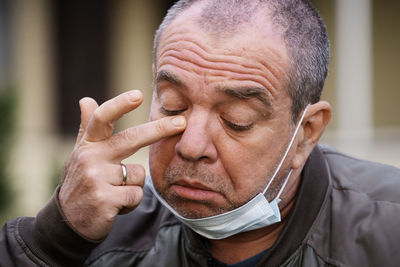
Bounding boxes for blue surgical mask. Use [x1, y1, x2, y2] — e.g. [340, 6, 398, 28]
[147, 105, 310, 240]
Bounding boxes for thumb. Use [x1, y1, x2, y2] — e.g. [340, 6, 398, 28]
[76, 97, 98, 145]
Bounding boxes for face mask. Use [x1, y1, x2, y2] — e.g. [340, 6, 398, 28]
[147, 105, 310, 240]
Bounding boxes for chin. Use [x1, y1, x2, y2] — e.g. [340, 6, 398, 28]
[163, 192, 231, 219]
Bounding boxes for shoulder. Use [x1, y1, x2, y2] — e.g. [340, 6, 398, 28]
[309, 145, 400, 266]
[319, 144, 400, 202]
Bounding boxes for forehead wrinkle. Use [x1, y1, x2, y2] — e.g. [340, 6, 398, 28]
[158, 37, 284, 98]
[159, 32, 274, 73]
[159, 50, 279, 99]
[158, 37, 247, 68]
[257, 50, 289, 93]
[158, 30, 210, 59]
[161, 47, 259, 75]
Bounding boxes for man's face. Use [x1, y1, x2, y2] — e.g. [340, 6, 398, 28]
[149, 12, 295, 219]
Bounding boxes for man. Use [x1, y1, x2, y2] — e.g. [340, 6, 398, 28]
[1, 0, 400, 266]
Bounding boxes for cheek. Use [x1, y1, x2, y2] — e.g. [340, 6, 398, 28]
[216, 129, 283, 199]
[214, 137, 267, 200]
[149, 136, 180, 185]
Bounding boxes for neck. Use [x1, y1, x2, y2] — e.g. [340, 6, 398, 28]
[208, 171, 301, 264]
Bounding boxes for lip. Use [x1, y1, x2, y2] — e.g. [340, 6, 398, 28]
[171, 179, 220, 201]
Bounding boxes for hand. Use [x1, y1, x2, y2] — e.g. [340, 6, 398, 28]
[59, 90, 186, 240]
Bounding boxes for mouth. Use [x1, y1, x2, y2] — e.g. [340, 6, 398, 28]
[171, 179, 220, 201]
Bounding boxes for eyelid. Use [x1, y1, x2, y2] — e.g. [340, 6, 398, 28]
[160, 106, 187, 116]
[221, 117, 254, 131]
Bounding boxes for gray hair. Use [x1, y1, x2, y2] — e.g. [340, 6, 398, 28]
[153, 0, 330, 122]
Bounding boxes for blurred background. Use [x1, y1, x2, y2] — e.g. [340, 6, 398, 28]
[0, 0, 399, 224]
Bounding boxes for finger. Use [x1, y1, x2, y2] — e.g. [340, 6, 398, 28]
[76, 97, 99, 145]
[112, 186, 144, 214]
[107, 115, 186, 160]
[85, 90, 143, 142]
[109, 163, 146, 187]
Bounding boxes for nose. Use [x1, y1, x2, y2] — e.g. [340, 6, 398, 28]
[175, 112, 218, 163]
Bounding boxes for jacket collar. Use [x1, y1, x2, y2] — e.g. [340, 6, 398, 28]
[259, 144, 330, 265]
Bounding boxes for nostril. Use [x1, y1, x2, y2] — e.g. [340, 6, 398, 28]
[175, 134, 211, 162]
[176, 143, 207, 161]
[199, 155, 209, 161]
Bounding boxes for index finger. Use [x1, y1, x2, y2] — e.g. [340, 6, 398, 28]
[85, 90, 143, 142]
[107, 115, 186, 161]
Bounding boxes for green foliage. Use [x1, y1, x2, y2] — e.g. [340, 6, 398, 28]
[0, 87, 16, 217]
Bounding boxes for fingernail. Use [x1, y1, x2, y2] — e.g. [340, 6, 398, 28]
[171, 116, 186, 127]
[129, 90, 142, 101]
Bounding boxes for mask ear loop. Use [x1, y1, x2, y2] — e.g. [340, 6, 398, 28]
[262, 104, 310, 195]
[275, 169, 293, 203]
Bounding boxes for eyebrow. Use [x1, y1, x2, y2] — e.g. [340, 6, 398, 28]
[155, 70, 184, 88]
[221, 87, 272, 109]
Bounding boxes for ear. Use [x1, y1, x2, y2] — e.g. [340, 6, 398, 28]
[292, 101, 331, 169]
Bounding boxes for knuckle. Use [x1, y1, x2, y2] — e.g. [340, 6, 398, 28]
[120, 129, 135, 144]
[124, 190, 135, 205]
[155, 119, 167, 135]
[108, 129, 135, 152]
[92, 108, 106, 124]
[107, 134, 120, 149]
[81, 171, 98, 192]
[132, 165, 146, 186]
[116, 127, 139, 148]
[124, 187, 143, 207]
[83, 167, 98, 182]
[134, 187, 144, 203]
[129, 127, 140, 140]
[76, 149, 92, 166]
[91, 188, 106, 204]
[104, 211, 115, 224]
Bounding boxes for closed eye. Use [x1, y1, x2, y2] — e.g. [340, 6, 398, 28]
[221, 117, 253, 131]
[160, 107, 187, 116]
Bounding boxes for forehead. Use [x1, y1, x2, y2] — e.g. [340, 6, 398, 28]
[158, 3, 288, 62]
[156, 15, 289, 60]
[155, 6, 291, 102]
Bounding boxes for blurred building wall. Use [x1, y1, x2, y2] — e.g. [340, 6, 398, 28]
[7, 0, 56, 219]
[2, 0, 400, 219]
[373, 1, 400, 127]
[313, 0, 400, 167]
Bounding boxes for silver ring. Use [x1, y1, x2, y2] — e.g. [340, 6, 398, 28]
[121, 163, 127, 186]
